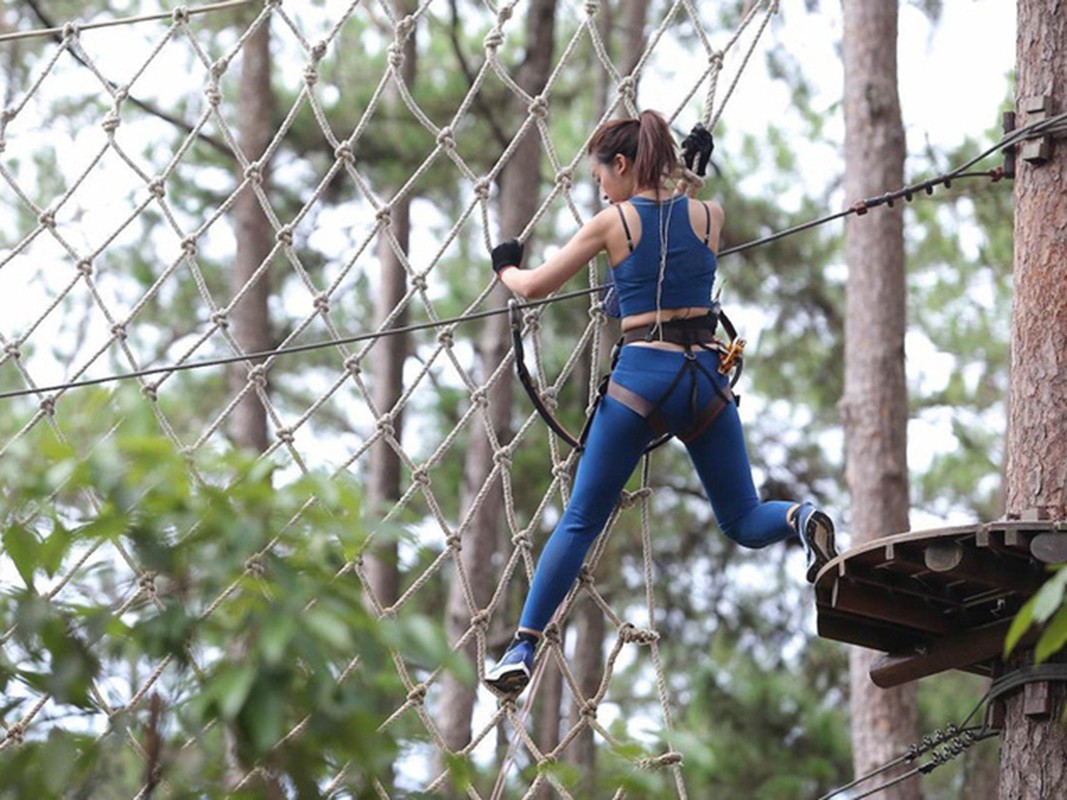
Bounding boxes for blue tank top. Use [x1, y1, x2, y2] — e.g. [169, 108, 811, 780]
[611, 195, 717, 318]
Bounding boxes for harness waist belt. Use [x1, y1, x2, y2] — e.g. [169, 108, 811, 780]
[621, 315, 719, 347]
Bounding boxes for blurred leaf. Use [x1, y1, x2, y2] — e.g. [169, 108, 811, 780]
[3, 524, 39, 587]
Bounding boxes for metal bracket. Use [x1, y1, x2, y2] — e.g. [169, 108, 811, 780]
[1020, 95, 1054, 165]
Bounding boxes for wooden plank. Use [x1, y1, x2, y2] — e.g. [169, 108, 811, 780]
[924, 540, 1045, 593]
[832, 580, 954, 635]
[869, 620, 1016, 688]
[816, 612, 918, 654]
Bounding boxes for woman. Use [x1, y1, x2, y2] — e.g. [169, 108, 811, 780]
[485, 110, 836, 695]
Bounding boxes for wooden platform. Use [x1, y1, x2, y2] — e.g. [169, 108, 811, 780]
[813, 519, 1067, 688]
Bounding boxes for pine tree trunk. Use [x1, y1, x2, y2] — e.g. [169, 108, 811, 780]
[365, 0, 417, 611]
[438, 0, 558, 765]
[228, 14, 274, 454]
[999, 3, 1067, 797]
[840, 2, 918, 797]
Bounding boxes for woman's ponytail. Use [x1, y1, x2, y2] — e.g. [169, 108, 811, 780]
[634, 110, 677, 190]
[588, 109, 677, 192]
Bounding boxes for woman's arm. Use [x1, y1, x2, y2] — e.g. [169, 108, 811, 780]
[498, 209, 612, 299]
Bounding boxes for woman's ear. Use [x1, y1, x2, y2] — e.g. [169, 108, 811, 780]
[613, 153, 628, 174]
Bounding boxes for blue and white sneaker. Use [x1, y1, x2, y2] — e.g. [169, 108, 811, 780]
[793, 502, 837, 583]
[485, 636, 536, 695]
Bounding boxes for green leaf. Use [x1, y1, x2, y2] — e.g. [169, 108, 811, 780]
[214, 665, 258, 721]
[3, 524, 39, 587]
[304, 608, 353, 652]
[39, 524, 72, 577]
[1004, 593, 1037, 657]
[1031, 568, 1067, 624]
[1036, 604, 1067, 663]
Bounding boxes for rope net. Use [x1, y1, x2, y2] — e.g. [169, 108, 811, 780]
[0, 0, 778, 795]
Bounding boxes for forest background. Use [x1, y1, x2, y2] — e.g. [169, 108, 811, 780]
[0, 1, 1024, 798]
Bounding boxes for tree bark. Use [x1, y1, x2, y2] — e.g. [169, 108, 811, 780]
[999, 3, 1067, 798]
[365, 0, 418, 611]
[840, 3, 918, 798]
[438, 0, 558, 765]
[228, 14, 274, 454]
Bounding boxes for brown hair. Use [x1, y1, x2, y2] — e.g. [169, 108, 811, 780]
[587, 109, 677, 190]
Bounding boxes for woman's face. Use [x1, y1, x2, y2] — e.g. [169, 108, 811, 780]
[591, 153, 634, 204]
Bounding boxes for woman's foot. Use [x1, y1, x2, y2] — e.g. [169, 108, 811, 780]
[792, 502, 837, 582]
[485, 633, 537, 695]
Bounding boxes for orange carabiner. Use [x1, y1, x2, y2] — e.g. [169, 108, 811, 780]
[717, 337, 746, 375]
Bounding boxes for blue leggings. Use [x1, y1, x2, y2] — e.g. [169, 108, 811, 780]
[518, 345, 796, 632]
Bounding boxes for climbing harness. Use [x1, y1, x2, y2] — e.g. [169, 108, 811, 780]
[509, 299, 745, 453]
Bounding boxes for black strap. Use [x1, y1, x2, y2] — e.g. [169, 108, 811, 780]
[701, 201, 711, 246]
[615, 203, 635, 252]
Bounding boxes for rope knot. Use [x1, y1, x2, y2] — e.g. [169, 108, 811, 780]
[483, 29, 504, 52]
[38, 209, 56, 229]
[436, 127, 456, 149]
[618, 487, 651, 508]
[445, 533, 462, 552]
[210, 59, 229, 81]
[137, 571, 157, 597]
[113, 86, 129, 104]
[147, 178, 165, 198]
[396, 14, 417, 40]
[40, 396, 56, 417]
[528, 95, 549, 118]
[313, 293, 330, 313]
[470, 388, 488, 407]
[411, 274, 428, 292]
[343, 355, 361, 376]
[181, 237, 198, 257]
[1, 107, 15, 123]
[276, 427, 294, 445]
[620, 623, 659, 645]
[334, 143, 354, 163]
[406, 682, 428, 705]
[387, 44, 405, 69]
[276, 226, 294, 246]
[540, 387, 558, 410]
[411, 466, 430, 486]
[493, 447, 511, 467]
[110, 322, 128, 341]
[437, 329, 455, 347]
[245, 555, 265, 576]
[247, 365, 267, 387]
[637, 751, 683, 770]
[551, 464, 571, 482]
[511, 531, 531, 550]
[470, 610, 489, 630]
[523, 311, 541, 332]
[5, 723, 24, 746]
[310, 41, 328, 62]
[141, 383, 158, 402]
[76, 259, 93, 276]
[244, 161, 262, 182]
[584, 0, 600, 16]
[376, 206, 392, 225]
[617, 76, 637, 103]
[62, 22, 81, 40]
[709, 50, 725, 70]
[376, 415, 395, 437]
[577, 565, 595, 586]
[303, 63, 319, 86]
[3, 342, 21, 359]
[555, 167, 573, 190]
[204, 84, 222, 107]
[211, 310, 229, 328]
[172, 6, 190, 24]
[580, 699, 598, 718]
[543, 623, 562, 644]
[473, 179, 491, 200]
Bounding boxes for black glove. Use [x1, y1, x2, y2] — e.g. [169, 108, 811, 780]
[491, 238, 524, 274]
[681, 123, 714, 177]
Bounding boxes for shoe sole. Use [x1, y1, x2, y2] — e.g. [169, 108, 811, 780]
[485, 664, 531, 695]
[804, 510, 838, 583]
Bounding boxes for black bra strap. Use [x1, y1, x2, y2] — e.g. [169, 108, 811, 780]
[616, 203, 635, 252]
[702, 201, 711, 246]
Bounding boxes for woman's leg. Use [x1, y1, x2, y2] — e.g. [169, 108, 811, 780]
[684, 400, 794, 548]
[518, 394, 654, 632]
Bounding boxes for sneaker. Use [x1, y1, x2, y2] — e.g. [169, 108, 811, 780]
[793, 502, 837, 583]
[485, 636, 536, 695]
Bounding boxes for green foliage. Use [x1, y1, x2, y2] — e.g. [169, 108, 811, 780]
[1005, 566, 1067, 663]
[0, 389, 454, 798]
